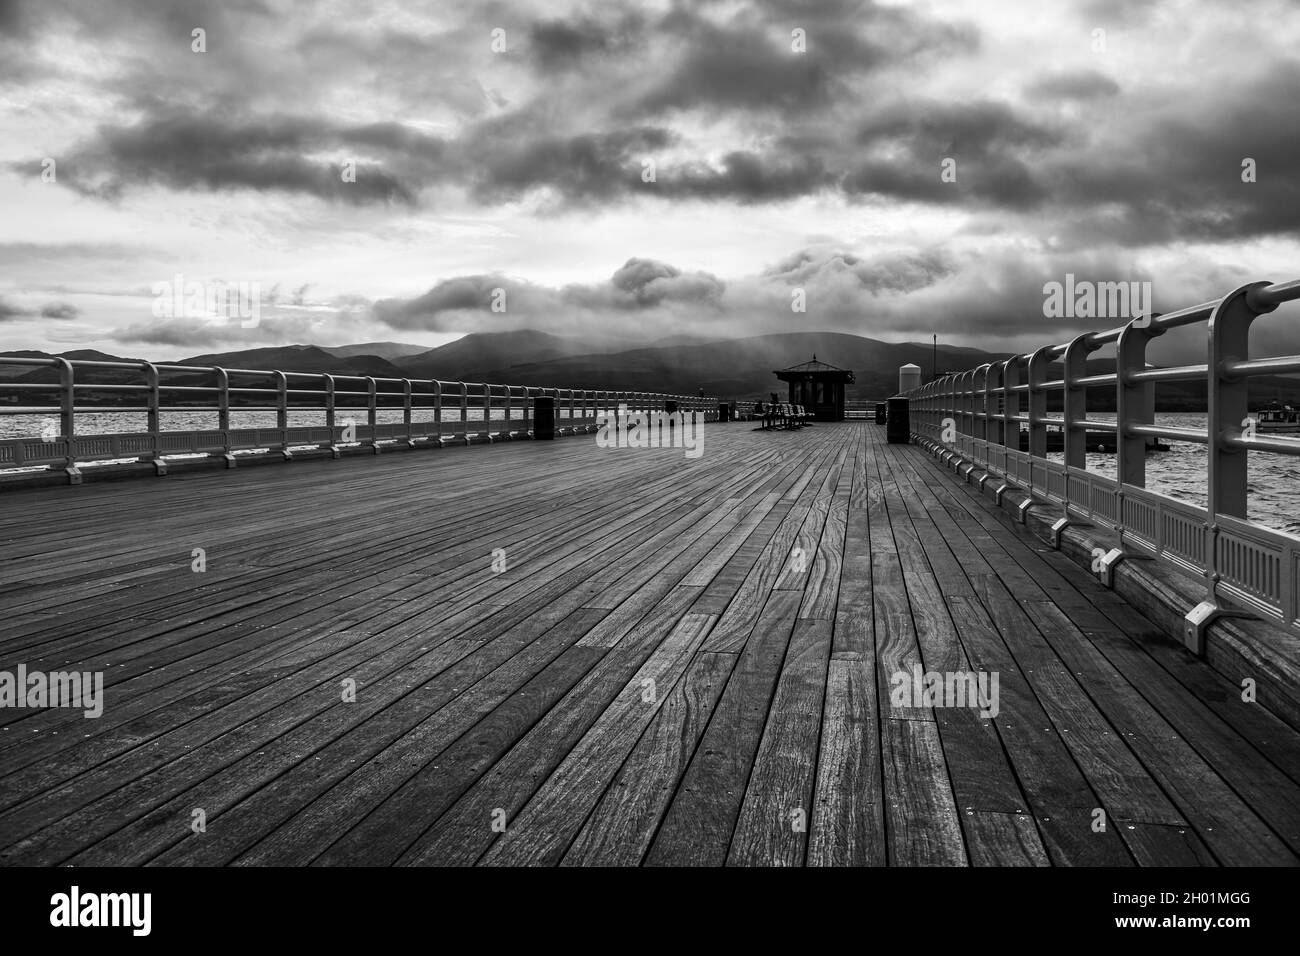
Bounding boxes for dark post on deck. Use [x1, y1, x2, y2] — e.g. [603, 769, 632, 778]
[887, 397, 910, 443]
[533, 395, 556, 440]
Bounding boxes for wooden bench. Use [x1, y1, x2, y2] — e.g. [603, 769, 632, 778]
[757, 402, 812, 429]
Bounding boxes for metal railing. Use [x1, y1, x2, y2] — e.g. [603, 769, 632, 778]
[0, 357, 719, 477]
[906, 278, 1300, 652]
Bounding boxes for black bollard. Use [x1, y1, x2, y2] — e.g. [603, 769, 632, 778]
[534, 395, 556, 440]
[886, 396, 910, 444]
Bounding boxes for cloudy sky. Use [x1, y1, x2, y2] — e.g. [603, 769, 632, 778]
[0, 0, 1297, 362]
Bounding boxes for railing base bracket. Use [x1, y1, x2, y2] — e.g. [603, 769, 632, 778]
[329, 446, 342, 460]
[1016, 498, 1037, 524]
[1098, 548, 1125, 587]
[1183, 601, 1254, 656]
[993, 482, 1010, 505]
[223, 453, 237, 469]
[152, 459, 168, 476]
[65, 466, 82, 486]
[1049, 516, 1090, 549]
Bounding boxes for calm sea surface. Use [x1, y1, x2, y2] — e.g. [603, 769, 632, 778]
[2, 410, 1296, 534]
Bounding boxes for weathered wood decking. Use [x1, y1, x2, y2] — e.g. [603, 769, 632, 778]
[1, 422, 1297, 866]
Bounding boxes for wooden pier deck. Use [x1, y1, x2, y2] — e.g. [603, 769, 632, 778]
[1, 422, 1298, 866]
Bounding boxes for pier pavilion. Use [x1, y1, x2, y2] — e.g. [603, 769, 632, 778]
[774, 356, 854, 422]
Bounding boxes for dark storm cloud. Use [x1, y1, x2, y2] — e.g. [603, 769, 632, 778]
[607, 258, 724, 305]
[0, 0, 28, 35]
[765, 248, 958, 295]
[843, 99, 1060, 208]
[463, 125, 676, 202]
[527, 11, 645, 70]
[110, 313, 326, 349]
[1046, 62, 1300, 245]
[856, 99, 1062, 155]
[633, 1, 976, 119]
[1024, 69, 1121, 100]
[0, 297, 77, 321]
[51, 112, 434, 204]
[8, 0, 1298, 270]
[39, 302, 80, 319]
[664, 151, 833, 202]
[636, 21, 860, 115]
[373, 258, 724, 332]
[0, 296, 26, 321]
[1077, 0, 1165, 26]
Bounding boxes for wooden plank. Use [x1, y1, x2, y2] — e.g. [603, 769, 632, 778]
[393, 586, 706, 866]
[963, 811, 1051, 867]
[728, 618, 833, 866]
[882, 718, 966, 865]
[483, 612, 717, 865]
[645, 589, 802, 866]
[807, 658, 886, 866]
[561, 651, 736, 866]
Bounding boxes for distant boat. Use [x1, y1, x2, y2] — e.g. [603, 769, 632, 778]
[1256, 401, 1300, 433]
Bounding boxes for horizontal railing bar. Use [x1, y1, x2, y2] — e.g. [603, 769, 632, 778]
[1224, 355, 1300, 377]
[1126, 424, 1207, 443]
[1128, 364, 1209, 383]
[1228, 433, 1300, 455]
[1074, 373, 1118, 387]
[1248, 278, 1300, 310]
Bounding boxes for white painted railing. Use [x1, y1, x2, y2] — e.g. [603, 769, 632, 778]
[0, 358, 718, 477]
[906, 278, 1300, 651]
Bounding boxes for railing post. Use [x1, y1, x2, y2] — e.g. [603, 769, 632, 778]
[54, 357, 79, 482]
[1027, 346, 1051, 459]
[1208, 284, 1271, 519]
[1062, 333, 1096, 472]
[142, 362, 163, 468]
[1002, 358, 1019, 454]
[214, 365, 233, 468]
[276, 370, 290, 459]
[214, 366, 229, 431]
[956, 374, 967, 447]
[1186, 280, 1277, 652]
[276, 371, 289, 431]
[402, 379, 415, 447]
[1116, 319, 1161, 489]
[459, 381, 469, 445]
[366, 376, 380, 454]
[983, 363, 999, 447]
[324, 373, 339, 457]
[433, 380, 444, 445]
[974, 365, 989, 447]
[950, 376, 959, 440]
